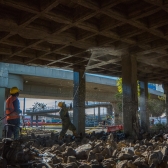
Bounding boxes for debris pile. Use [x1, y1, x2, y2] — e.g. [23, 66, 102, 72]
[1, 131, 168, 167]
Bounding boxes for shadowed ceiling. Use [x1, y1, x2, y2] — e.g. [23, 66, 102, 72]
[1, 0, 168, 83]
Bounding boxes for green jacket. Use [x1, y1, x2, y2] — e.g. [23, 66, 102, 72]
[59, 106, 71, 123]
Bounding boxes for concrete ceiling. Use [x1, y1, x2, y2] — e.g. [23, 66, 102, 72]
[1, 1, 168, 83]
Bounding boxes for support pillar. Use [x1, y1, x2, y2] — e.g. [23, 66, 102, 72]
[122, 55, 139, 137]
[98, 107, 101, 122]
[36, 115, 38, 127]
[163, 84, 168, 124]
[139, 80, 149, 131]
[166, 92, 168, 125]
[0, 88, 6, 138]
[31, 115, 33, 127]
[112, 102, 122, 125]
[73, 68, 85, 135]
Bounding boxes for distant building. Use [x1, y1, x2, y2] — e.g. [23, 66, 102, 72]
[156, 84, 164, 92]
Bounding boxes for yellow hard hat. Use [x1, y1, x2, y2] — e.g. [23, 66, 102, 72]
[10, 87, 20, 94]
[58, 102, 63, 108]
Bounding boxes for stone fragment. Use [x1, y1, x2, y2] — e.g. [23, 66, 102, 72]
[63, 147, 76, 157]
[161, 146, 168, 156]
[87, 151, 96, 162]
[118, 153, 133, 160]
[78, 164, 91, 168]
[60, 143, 66, 152]
[116, 160, 128, 168]
[75, 144, 92, 160]
[82, 137, 90, 144]
[90, 164, 103, 168]
[76, 151, 87, 160]
[95, 153, 104, 162]
[64, 162, 78, 168]
[71, 141, 78, 148]
[90, 159, 99, 165]
[133, 157, 146, 166]
[92, 146, 101, 154]
[67, 156, 76, 163]
[148, 150, 163, 165]
[53, 156, 63, 164]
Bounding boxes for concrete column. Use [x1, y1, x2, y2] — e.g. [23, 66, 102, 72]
[122, 55, 138, 137]
[139, 80, 149, 131]
[112, 102, 122, 125]
[166, 93, 168, 125]
[31, 115, 33, 127]
[36, 115, 38, 127]
[73, 68, 85, 135]
[0, 88, 6, 138]
[163, 84, 168, 124]
[98, 107, 101, 122]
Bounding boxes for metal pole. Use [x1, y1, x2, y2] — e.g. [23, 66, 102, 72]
[23, 98, 25, 116]
[94, 105, 95, 127]
[55, 101, 57, 109]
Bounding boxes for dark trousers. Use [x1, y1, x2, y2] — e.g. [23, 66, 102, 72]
[6, 118, 20, 139]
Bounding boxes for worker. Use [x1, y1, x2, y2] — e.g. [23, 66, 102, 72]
[58, 102, 77, 140]
[6, 87, 22, 139]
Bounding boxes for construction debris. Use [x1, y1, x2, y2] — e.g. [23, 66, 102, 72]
[1, 131, 168, 167]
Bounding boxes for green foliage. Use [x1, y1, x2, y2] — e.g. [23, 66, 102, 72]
[116, 78, 122, 94]
[153, 123, 166, 130]
[32, 102, 47, 110]
[158, 95, 166, 101]
[116, 78, 140, 96]
[114, 92, 122, 113]
[147, 99, 165, 117]
[115, 78, 165, 119]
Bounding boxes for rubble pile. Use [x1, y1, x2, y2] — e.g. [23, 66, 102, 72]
[1, 131, 168, 168]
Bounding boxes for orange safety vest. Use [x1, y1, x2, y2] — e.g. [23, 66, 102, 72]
[6, 96, 20, 120]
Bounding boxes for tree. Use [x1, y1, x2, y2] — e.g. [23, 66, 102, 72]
[115, 78, 140, 115]
[32, 102, 47, 111]
[115, 78, 148, 136]
[114, 92, 122, 113]
[158, 95, 166, 101]
[147, 99, 165, 121]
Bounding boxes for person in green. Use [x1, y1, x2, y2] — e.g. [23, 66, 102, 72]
[58, 102, 77, 140]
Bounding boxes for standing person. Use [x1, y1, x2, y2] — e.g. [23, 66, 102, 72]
[58, 102, 77, 140]
[6, 87, 22, 139]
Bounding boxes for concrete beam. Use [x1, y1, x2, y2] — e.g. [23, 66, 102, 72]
[0, 63, 116, 86]
[20, 84, 116, 102]
[26, 109, 60, 115]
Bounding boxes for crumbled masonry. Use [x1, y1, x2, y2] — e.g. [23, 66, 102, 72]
[1, 130, 168, 168]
